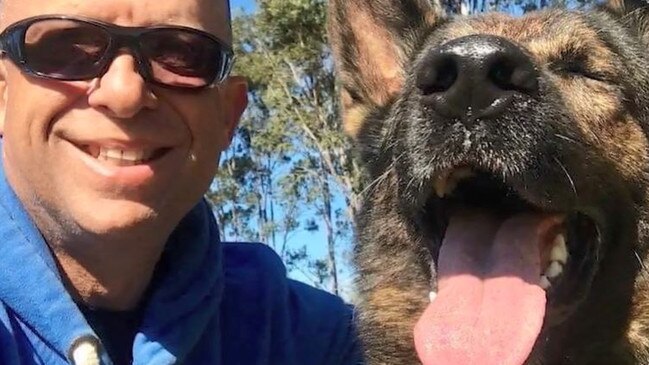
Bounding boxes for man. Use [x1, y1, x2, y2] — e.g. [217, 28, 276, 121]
[0, 0, 362, 364]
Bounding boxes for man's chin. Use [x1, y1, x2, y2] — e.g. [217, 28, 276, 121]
[69, 200, 165, 236]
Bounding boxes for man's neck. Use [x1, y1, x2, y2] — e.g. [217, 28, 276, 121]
[52, 238, 166, 311]
[33, 207, 171, 311]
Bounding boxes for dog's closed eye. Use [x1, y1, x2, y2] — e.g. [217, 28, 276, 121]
[549, 51, 611, 82]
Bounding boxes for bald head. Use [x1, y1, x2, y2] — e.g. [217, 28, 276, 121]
[0, 0, 233, 43]
[224, 0, 232, 42]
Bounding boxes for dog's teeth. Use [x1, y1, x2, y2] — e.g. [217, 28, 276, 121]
[550, 234, 569, 264]
[429, 291, 437, 302]
[444, 180, 460, 197]
[545, 261, 564, 279]
[434, 168, 475, 198]
[540, 275, 551, 290]
[434, 177, 448, 198]
[453, 167, 475, 181]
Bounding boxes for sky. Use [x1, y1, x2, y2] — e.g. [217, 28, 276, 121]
[231, 0, 257, 14]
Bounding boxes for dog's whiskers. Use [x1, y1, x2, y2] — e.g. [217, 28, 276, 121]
[635, 250, 649, 280]
[555, 133, 581, 145]
[358, 152, 405, 198]
[555, 157, 578, 198]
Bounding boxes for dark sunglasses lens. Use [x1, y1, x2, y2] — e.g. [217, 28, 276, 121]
[141, 29, 226, 88]
[24, 19, 109, 79]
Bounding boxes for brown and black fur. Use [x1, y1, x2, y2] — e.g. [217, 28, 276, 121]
[328, 0, 649, 364]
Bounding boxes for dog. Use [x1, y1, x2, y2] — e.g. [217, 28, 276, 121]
[328, 0, 649, 363]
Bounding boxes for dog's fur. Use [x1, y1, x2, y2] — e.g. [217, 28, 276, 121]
[328, 0, 649, 363]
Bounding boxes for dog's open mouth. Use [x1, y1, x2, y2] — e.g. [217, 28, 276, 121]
[413, 167, 600, 365]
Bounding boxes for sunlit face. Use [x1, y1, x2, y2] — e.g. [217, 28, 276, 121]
[0, 0, 247, 240]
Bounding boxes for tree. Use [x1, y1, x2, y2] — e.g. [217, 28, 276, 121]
[210, 0, 362, 296]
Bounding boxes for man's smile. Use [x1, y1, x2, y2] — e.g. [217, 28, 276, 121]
[81, 144, 172, 166]
[64, 137, 180, 187]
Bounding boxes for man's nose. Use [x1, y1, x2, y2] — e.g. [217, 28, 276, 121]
[87, 53, 158, 118]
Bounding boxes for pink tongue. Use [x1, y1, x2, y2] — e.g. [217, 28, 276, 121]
[414, 212, 559, 365]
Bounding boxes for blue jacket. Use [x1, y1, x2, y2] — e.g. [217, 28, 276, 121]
[0, 158, 363, 364]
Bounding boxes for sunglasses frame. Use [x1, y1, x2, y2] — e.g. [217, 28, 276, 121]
[0, 15, 235, 90]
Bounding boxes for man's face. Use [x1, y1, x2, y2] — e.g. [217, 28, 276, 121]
[0, 0, 247, 238]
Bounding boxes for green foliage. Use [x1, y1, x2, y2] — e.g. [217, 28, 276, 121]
[210, 0, 362, 295]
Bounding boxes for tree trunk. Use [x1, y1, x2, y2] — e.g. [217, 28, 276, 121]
[321, 173, 339, 295]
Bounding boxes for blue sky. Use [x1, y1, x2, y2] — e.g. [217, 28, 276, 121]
[231, 0, 257, 14]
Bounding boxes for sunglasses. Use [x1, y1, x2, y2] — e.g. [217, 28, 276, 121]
[0, 15, 235, 90]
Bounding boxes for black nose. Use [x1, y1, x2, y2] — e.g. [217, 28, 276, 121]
[415, 35, 539, 121]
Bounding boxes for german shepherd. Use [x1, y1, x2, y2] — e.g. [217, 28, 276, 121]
[328, 0, 649, 363]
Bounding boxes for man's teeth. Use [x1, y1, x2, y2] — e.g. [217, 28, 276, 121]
[434, 167, 475, 198]
[98, 147, 153, 164]
[540, 233, 569, 290]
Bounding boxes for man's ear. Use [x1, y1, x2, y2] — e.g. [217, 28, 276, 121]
[222, 75, 248, 144]
[327, 0, 442, 137]
[0, 62, 8, 137]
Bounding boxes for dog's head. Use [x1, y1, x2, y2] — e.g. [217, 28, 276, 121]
[329, 0, 649, 363]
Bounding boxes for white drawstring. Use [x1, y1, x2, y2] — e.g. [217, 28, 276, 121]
[69, 336, 101, 365]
